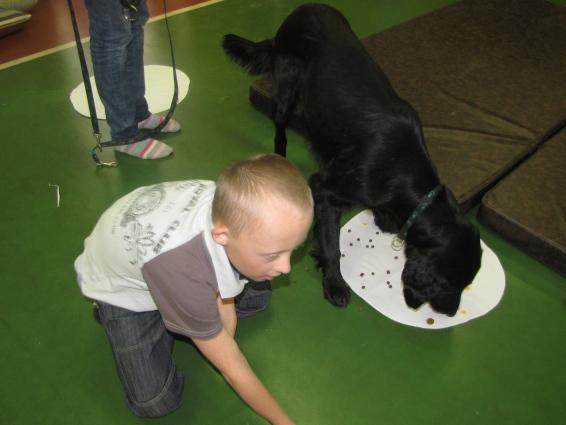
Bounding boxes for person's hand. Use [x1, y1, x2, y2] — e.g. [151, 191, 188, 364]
[193, 329, 293, 424]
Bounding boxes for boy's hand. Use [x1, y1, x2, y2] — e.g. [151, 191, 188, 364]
[192, 328, 294, 424]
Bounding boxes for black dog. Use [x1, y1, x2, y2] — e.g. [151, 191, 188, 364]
[223, 3, 482, 316]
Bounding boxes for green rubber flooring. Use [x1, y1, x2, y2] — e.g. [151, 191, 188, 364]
[1, 1, 565, 424]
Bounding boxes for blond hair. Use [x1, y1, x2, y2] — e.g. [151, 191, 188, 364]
[212, 154, 313, 236]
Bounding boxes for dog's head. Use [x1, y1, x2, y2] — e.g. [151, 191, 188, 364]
[401, 204, 482, 317]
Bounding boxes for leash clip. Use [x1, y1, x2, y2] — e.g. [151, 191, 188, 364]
[92, 133, 118, 168]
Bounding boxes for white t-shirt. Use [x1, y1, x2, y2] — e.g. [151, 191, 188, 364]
[74, 180, 246, 314]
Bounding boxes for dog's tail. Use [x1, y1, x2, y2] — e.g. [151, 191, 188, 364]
[222, 34, 273, 75]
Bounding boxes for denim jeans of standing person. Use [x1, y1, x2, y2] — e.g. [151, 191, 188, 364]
[84, 0, 150, 140]
[93, 283, 272, 417]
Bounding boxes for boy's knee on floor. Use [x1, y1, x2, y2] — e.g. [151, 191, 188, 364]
[127, 370, 185, 418]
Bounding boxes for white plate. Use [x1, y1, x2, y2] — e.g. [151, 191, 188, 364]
[70, 65, 190, 119]
[339, 210, 505, 329]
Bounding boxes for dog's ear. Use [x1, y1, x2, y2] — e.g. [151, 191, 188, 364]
[401, 248, 447, 311]
[427, 223, 481, 317]
[402, 222, 481, 316]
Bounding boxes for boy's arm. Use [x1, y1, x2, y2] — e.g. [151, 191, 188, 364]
[192, 325, 294, 425]
[217, 296, 237, 337]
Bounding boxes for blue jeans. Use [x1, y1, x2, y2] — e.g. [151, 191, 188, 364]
[94, 284, 272, 417]
[85, 0, 151, 140]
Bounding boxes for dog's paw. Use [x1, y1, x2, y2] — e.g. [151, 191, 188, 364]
[323, 279, 351, 307]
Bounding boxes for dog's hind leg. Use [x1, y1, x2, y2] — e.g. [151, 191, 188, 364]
[309, 172, 351, 307]
[271, 55, 303, 157]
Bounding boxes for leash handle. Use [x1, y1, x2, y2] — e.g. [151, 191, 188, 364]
[120, 0, 141, 21]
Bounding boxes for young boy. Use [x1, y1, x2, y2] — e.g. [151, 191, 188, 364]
[74, 154, 313, 424]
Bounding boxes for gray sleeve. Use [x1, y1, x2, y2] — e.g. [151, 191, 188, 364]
[142, 238, 222, 340]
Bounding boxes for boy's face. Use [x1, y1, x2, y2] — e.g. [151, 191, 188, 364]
[212, 198, 312, 282]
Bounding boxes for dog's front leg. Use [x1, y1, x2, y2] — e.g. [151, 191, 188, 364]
[310, 173, 351, 307]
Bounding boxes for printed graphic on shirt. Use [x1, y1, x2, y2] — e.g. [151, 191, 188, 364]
[121, 184, 166, 227]
[120, 181, 209, 265]
[152, 181, 208, 256]
[124, 222, 157, 266]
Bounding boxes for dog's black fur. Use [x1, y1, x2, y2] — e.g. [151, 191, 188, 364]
[223, 3, 482, 316]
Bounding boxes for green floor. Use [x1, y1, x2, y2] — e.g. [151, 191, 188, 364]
[1, 0, 565, 424]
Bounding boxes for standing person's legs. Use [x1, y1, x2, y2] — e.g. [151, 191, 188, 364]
[126, 0, 151, 125]
[94, 302, 184, 417]
[85, 0, 140, 140]
[84, 0, 173, 159]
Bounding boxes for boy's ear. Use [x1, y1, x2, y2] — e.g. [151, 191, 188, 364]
[211, 224, 230, 246]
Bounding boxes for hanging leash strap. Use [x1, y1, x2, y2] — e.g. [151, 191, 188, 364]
[66, 0, 179, 167]
[66, 0, 106, 162]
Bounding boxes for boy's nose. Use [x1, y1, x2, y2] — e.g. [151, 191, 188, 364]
[275, 254, 291, 275]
